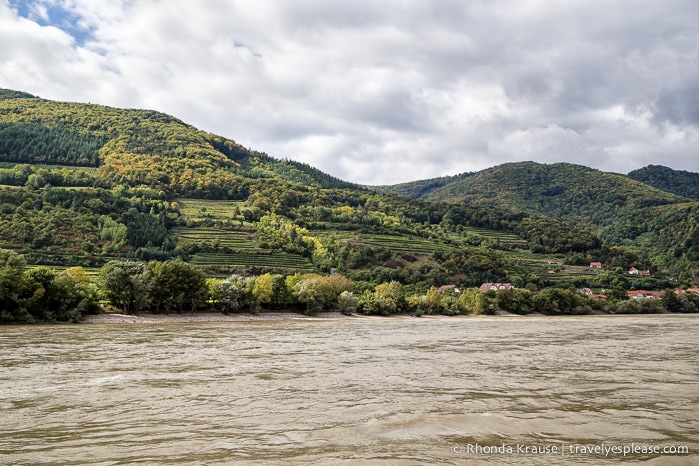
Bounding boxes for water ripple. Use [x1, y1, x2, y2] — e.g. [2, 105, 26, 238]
[1, 315, 697, 464]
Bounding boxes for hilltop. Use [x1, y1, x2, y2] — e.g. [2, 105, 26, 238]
[627, 165, 699, 200]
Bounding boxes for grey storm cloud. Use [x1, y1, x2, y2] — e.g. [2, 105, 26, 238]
[1, 0, 698, 184]
[654, 84, 699, 126]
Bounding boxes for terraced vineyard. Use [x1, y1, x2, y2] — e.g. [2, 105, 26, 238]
[173, 199, 322, 274]
[460, 227, 528, 248]
[175, 198, 245, 218]
[509, 252, 602, 284]
[317, 227, 527, 256]
[315, 231, 447, 255]
[190, 251, 316, 274]
[171, 227, 257, 249]
[511, 253, 563, 270]
[359, 234, 447, 254]
[541, 265, 602, 284]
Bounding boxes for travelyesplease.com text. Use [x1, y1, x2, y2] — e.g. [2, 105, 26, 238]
[451, 442, 689, 457]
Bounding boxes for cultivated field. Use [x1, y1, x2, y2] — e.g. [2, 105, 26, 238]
[171, 227, 257, 249]
[190, 251, 316, 274]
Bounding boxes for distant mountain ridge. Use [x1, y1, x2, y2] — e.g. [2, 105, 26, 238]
[377, 161, 696, 203]
[375, 161, 699, 277]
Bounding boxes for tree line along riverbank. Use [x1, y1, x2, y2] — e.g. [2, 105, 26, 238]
[2, 250, 697, 324]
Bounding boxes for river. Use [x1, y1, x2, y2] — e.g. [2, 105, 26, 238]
[1, 315, 697, 465]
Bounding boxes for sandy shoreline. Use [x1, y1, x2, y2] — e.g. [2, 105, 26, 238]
[80, 311, 368, 324]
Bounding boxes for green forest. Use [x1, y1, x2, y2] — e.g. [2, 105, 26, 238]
[377, 161, 699, 280]
[0, 89, 697, 322]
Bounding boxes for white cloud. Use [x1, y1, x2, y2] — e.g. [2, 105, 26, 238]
[1, 0, 698, 184]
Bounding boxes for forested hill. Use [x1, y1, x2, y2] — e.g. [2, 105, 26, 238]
[0, 88, 696, 324]
[0, 89, 36, 100]
[0, 90, 357, 192]
[377, 161, 689, 215]
[628, 165, 699, 200]
[0, 88, 608, 269]
[376, 161, 699, 278]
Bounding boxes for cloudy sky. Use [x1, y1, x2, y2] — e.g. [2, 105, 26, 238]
[1, 0, 697, 184]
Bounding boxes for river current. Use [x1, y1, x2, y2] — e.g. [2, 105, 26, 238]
[1, 315, 697, 465]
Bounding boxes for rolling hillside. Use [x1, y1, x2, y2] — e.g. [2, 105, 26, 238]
[0, 89, 696, 288]
[376, 161, 699, 279]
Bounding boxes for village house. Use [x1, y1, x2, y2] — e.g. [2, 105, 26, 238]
[675, 288, 699, 297]
[479, 283, 514, 292]
[590, 261, 603, 268]
[627, 290, 664, 299]
[628, 267, 651, 276]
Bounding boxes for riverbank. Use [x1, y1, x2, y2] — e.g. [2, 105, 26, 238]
[77, 309, 590, 324]
[80, 311, 362, 324]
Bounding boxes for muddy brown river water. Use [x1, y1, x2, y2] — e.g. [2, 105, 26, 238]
[1, 315, 697, 465]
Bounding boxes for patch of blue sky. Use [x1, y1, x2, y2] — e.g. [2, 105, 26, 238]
[10, 0, 93, 46]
